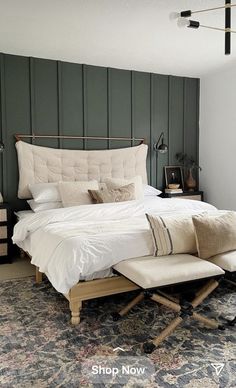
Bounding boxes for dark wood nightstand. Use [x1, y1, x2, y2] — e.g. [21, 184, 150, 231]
[0, 203, 12, 264]
[161, 191, 204, 201]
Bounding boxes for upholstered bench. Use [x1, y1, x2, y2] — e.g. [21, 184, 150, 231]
[208, 250, 236, 273]
[113, 254, 225, 353]
[207, 250, 236, 327]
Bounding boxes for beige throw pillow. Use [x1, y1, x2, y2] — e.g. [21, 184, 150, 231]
[192, 211, 236, 259]
[146, 213, 197, 256]
[104, 176, 144, 200]
[89, 183, 135, 204]
[58, 180, 99, 207]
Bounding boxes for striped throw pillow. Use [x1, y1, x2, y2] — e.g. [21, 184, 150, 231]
[146, 213, 197, 257]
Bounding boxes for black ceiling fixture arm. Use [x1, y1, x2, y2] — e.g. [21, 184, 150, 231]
[225, 0, 231, 54]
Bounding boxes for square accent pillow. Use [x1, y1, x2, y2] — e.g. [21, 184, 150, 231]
[58, 180, 99, 207]
[146, 213, 197, 256]
[104, 176, 144, 200]
[192, 211, 236, 259]
[88, 183, 136, 204]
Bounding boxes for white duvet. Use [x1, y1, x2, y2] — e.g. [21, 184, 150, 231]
[13, 197, 216, 294]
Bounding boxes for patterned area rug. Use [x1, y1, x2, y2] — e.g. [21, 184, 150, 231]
[0, 277, 236, 387]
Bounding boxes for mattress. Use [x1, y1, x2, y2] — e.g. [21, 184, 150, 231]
[13, 197, 217, 294]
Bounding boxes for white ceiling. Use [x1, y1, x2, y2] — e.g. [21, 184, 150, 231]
[0, 0, 236, 77]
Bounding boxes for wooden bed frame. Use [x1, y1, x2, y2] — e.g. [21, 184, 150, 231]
[15, 133, 145, 324]
[21, 249, 139, 324]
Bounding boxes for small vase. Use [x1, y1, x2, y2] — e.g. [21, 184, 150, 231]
[185, 168, 196, 191]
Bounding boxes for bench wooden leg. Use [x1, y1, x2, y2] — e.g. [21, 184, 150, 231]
[142, 279, 223, 353]
[143, 316, 183, 354]
[153, 316, 183, 346]
[112, 292, 145, 321]
[70, 300, 82, 325]
[35, 267, 43, 283]
[192, 312, 219, 329]
[225, 277, 236, 287]
[191, 279, 219, 308]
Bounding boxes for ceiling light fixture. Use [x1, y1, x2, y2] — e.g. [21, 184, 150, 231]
[174, 0, 235, 55]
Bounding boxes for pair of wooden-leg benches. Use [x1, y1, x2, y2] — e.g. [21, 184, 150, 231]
[112, 253, 228, 353]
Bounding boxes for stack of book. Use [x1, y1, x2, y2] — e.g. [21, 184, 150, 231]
[165, 188, 183, 194]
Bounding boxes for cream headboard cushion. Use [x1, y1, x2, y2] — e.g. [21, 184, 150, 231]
[16, 141, 148, 199]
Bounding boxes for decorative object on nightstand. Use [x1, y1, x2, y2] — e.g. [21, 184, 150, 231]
[175, 152, 202, 191]
[164, 166, 184, 193]
[0, 203, 12, 264]
[162, 190, 204, 201]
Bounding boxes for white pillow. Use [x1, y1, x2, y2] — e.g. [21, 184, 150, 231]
[104, 176, 144, 200]
[28, 182, 61, 203]
[14, 210, 34, 220]
[27, 200, 63, 212]
[58, 181, 99, 207]
[143, 184, 162, 196]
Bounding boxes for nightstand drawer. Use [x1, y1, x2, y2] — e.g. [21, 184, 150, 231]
[0, 243, 8, 256]
[0, 204, 11, 263]
[177, 195, 202, 201]
[0, 226, 7, 239]
[0, 209, 7, 222]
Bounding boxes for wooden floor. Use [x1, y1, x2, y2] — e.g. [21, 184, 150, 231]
[0, 256, 35, 280]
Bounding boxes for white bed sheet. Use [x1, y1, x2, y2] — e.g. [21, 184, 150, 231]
[13, 197, 216, 294]
[15, 210, 34, 220]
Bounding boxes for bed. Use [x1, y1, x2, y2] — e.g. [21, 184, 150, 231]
[13, 136, 217, 324]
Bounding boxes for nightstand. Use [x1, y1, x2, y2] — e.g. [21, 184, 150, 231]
[0, 203, 12, 264]
[161, 191, 204, 201]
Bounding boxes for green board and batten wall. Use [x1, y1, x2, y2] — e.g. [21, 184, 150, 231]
[0, 53, 199, 210]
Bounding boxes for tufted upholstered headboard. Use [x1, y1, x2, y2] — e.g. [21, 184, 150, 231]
[16, 140, 148, 199]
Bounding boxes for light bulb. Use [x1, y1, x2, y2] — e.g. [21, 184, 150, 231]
[177, 18, 190, 28]
[169, 12, 180, 21]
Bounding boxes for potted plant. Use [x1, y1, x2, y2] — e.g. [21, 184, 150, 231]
[175, 152, 202, 191]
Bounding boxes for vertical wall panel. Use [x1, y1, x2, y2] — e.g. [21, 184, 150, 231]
[184, 77, 199, 160]
[0, 52, 199, 209]
[184, 77, 200, 184]
[132, 71, 151, 182]
[1, 54, 31, 208]
[84, 65, 108, 150]
[59, 62, 83, 149]
[151, 74, 169, 188]
[32, 58, 59, 148]
[109, 68, 132, 149]
[169, 76, 184, 165]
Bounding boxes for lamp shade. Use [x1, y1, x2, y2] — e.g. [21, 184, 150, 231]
[157, 141, 168, 154]
[154, 132, 168, 154]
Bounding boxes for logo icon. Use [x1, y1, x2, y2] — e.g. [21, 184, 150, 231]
[113, 347, 125, 352]
[211, 363, 225, 376]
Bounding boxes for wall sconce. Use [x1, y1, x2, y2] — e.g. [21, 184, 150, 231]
[153, 132, 168, 154]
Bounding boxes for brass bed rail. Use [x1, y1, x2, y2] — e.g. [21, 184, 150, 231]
[14, 134, 145, 144]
